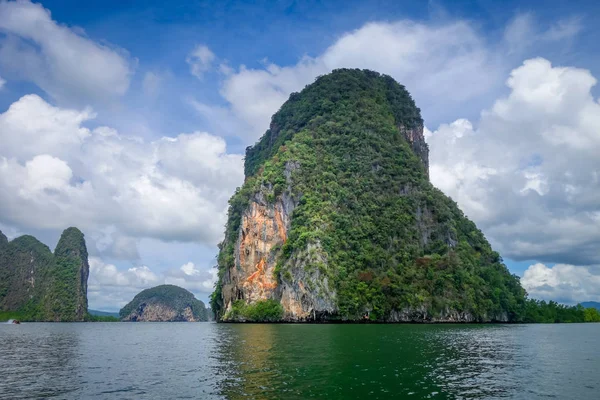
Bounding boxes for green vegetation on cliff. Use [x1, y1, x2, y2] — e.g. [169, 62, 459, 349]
[120, 285, 208, 322]
[225, 299, 284, 322]
[212, 69, 528, 322]
[0, 228, 89, 321]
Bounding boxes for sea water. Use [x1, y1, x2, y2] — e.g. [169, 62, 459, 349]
[0, 323, 598, 399]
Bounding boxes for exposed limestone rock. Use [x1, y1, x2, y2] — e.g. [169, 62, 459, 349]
[221, 190, 296, 314]
[389, 307, 508, 323]
[277, 242, 337, 321]
[399, 124, 429, 177]
[122, 303, 200, 322]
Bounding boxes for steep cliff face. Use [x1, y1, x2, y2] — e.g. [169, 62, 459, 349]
[0, 235, 54, 315]
[399, 124, 429, 178]
[212, 68, 526, 322]
[220, 185, 295, 305]
[51, 227, 90, 321]
[120, 285, 208, 322]
[0, 227, 90, 321]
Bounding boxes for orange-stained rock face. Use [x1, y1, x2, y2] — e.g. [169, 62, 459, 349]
[220, 189, 339, 320]
[238, 203, 281, 302]
[221, 193, 294, 310]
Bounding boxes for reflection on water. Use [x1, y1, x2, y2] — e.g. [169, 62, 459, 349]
[216, 324, 452, 398]
[215, 324, 502, 398]
[217, 324, 279, 398]
[215, 324, 600, 399]
[0, 323, 598, 399]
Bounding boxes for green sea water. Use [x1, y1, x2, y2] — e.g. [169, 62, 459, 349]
[0, 323, 598, 399]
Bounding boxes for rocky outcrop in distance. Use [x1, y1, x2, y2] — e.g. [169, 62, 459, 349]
[120, 285, 208, 322]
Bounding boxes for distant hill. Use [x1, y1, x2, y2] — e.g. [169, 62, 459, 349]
[580, 301, 600, 310]
[89, 309, 120, 318]
[0, 227, 89, 321]
[120, 285, 209, 322]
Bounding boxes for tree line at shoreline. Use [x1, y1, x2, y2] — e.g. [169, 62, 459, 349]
[3, 299, 599, 323]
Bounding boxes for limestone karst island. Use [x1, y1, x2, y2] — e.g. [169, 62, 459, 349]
[0, 229, 208, 322]
[0, 228, 89, 322]
[211, 69, 522, 322]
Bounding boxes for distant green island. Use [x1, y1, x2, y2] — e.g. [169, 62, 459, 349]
[87, 309, 120, 322]
[0, 227, 89, 322]
[0, 229, 209, 322]
[120, 285, 209, 322]
[89, 309, 120, 318]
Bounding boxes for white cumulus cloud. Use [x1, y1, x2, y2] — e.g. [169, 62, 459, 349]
[164, 262, 217, 293]
[88, 257, 161, 310]
[0, 94, 93, 161]
[0, 0, 134, 103]
[427, 58, 600, 265]
[0, 94, 244, 249]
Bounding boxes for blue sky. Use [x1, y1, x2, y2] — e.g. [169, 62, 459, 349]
[1, 0, 599, 310]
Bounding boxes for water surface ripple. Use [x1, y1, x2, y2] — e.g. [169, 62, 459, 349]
[0, 323, 597, 399]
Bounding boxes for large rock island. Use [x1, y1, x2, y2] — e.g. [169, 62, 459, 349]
[120, 285, 209, 322]
[211, 68, 528, 323]
[0, 227, 89, 321]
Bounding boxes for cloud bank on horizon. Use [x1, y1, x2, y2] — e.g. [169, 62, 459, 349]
[0, 0, 597, 309]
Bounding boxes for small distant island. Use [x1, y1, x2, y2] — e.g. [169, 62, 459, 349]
[0, 229, 209, 323]
[89, 309, 120, 318]
[120, 285, 209, 322]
